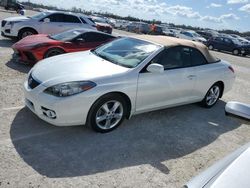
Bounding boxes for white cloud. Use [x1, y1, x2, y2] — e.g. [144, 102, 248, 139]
[227, 0, 248, 4]
[201, 13, 239, 23]
[239, 4, 250, 13]
[210, 3, 222, 7]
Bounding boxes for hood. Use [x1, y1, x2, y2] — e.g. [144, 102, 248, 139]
[96, 22, 112, 27]
[4, 16, 29, 22]
[186, 142, 250, 188]
[32, 51, 129, 86]
[12, 34, 58, 48]
[197, 37, 207, 42]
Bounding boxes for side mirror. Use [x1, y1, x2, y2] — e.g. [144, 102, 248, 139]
[75, 38, 85, 43]
[44, 18, 50, 23]
[147, 63, 164, 73]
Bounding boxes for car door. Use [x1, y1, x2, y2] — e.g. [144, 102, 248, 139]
[62, 14, 83, 31]
[40, 13, 65, 34]
[223, 38, 234, 52]
[213, 37, 224, 50]
[136, 46, 197, 112]
[190, 48, 219, 100]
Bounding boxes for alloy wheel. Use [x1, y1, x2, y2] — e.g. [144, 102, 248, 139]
[206, 85, 220, 106]
[95, 100, 124, 130]
[21, 31, 34, 39]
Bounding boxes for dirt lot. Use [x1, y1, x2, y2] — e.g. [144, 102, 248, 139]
[0, 9, 250, 188]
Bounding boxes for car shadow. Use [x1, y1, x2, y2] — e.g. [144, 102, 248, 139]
[0, 38, 16, 48]
[10, 100, 246, 178]
[5, 57, 31, 74]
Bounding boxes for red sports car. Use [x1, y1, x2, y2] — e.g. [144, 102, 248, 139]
[12, 29, 116, 64]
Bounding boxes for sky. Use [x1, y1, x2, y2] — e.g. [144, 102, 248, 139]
[22, 0, 250, 32]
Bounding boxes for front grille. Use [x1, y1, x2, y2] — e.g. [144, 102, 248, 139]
[1, 20, 7, 27]
[28, 74, 40, 89]
[24, 51, 37, 62]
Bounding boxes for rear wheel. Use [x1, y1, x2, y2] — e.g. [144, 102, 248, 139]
[44, 48, 65, 58]
[201, 83, 222, 108]
[233, 49, 239, 56]
[88, 94, 127, 133]
[208, 44, 214, 50]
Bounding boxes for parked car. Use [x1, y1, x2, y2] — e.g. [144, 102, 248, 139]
[186, 142, 250, 188]
[149, 24, 164, 35]
[113, 19, 127, 29]
[12, 29, 116, 64]
[230, 34, 250, 45]
[177, 30, 207, 44]
[24, 35, 235, 133]
[207, 36, 250, 56]
[126, 22, 150, 34]
[1, 11, 96, 40]
[91, 16, 112, 34]
[1, 0, 24, 12]
[162, 28, 177, 37]
[196, 30, 214, 40]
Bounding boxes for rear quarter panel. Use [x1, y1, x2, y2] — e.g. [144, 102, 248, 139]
[193, 60, 235, 99]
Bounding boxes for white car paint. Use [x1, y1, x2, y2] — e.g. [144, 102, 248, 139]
[1, 11, 96, 38]
[186, 142, 250, 188]
[24, 37, 235, 128]
[177, 30, 207, 43]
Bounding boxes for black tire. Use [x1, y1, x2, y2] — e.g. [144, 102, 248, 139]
[208, 44, 214, 50]
[87, 94, 127, 133]
[44, 48, 65, 58]
[232, 49, 239, 56]
[201, 83, 222, 108]
[18, 28, 37, 40]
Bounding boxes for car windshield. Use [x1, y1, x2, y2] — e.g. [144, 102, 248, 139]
[49, 30, 83, 41]
[92, 17, 107, 24]
[30, 12, 48, 20]
[92, 37, 160, 68]
[192, 32, 201, 37]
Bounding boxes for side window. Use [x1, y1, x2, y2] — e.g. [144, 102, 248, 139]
[152, 46, 192, 70]
[80, 17, 87, 24]
[44, 13, 64, 22]
[215, 37, 222, 42]
[84, 32, 99, 42]
[64, 15, 81, 23]
[190, 48, 207, 66]
[224, 38, 232, 44]
[83, 32, 115, 42]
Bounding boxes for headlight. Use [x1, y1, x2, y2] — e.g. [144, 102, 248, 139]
[44, 81, 96, 97]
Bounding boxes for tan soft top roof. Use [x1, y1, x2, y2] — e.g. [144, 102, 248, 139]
[132, 35, 218, 63]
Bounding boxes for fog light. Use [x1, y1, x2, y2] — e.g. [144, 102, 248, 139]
[41, 107, 56, 119]
[46, 110, 56, 119]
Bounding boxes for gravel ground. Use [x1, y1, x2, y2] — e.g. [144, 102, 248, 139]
[0, 9, 250, 188]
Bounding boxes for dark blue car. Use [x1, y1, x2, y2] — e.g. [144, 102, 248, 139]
[207, 36, 250, 56]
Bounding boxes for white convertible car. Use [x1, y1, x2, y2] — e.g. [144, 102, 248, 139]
[24, 36, 235, 132]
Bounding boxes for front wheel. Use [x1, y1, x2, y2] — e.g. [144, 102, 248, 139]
[201, 84, 222, 108]
[88, 94, 127, 133]
[44, 48, 65, 58]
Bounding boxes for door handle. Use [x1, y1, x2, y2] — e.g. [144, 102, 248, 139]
[187, 75, 196, 79]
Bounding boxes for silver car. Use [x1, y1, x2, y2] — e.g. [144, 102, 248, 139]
[24, 36, 235, 133]
[1, 11, 96, 40]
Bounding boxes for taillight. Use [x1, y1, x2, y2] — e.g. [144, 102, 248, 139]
[228, 66, 235, 73]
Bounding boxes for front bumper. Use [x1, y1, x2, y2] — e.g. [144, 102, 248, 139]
[12, 48, 38, 64]
[23, 80, 94, 126]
